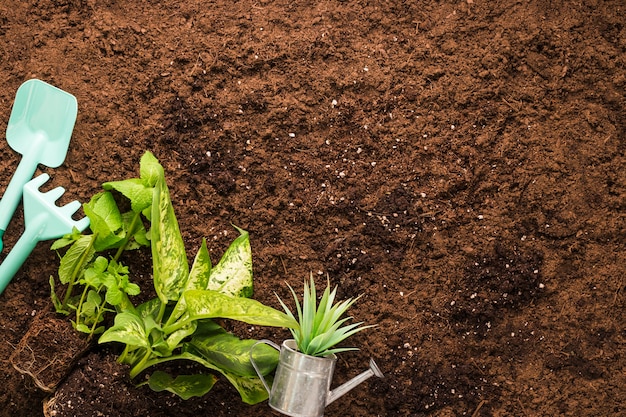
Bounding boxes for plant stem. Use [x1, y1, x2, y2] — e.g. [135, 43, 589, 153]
[113, 210, 142, 262]
[118, 345, 129, 363]
[156, 299, 167, 325]
[161, 316, 188, 335]
[129, 348, 154, 379]
[75, 284, 91, 327]
[88, 294, 110, 337]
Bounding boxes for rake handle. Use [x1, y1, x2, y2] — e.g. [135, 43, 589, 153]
[0, 213, 46, 295]
[0, 150, 42, 252]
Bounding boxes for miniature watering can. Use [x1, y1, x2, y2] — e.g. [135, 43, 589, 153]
[250, 339, 384, 417]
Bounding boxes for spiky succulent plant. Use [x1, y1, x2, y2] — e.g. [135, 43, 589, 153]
[276, 274, 374, 357]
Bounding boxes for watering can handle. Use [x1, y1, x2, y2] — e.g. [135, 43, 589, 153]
[250, 339, 281, 395]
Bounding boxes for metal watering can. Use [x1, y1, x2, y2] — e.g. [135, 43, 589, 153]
[251, 339, 384, 417]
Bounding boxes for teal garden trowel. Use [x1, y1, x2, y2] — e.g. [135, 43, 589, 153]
[0, 79, 78, 252]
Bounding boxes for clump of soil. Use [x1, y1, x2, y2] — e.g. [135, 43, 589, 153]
[10, 309, 90, 392]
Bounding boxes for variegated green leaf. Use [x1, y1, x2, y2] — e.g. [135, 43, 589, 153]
[137, 298, 162, 319]
[178, 289, 298, 329]
[221, 372, 272, 404]
[151, 178, 189, 303]
[147, 371, 216, 400]
[177, 348, 271, 404]
[208, 226, 253, 298]
[99, 312, 149, 348]
[165, 321, 197, 352]
[186, 238, 211, 291]
[135, 298, 163, 337]
[189, 331, 279, 377]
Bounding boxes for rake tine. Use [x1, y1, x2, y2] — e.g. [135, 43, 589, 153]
[24, 172, 50, 190]
[59, 200, 82, 217]
[73, 216, 90, 232]
[43, 186, 66, 203]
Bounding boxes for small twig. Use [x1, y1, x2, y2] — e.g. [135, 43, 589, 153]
[471, 400, 486, 417]
[187, 53, 202, 76]
[470, 358, 486, 375]
[612, 281, 623, 306]
[516, 398, 529, 416]
[403, 289, 417, 299]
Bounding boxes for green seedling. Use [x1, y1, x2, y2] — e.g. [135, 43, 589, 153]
[50, 153, 155, 335]
[276, 275, 374, 357]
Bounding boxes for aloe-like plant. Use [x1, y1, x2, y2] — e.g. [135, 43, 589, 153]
[276, 275, 374, 357]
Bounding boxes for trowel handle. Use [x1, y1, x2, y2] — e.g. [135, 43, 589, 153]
[0, 152, 40, 251]
[0, 214, 44, 295]
[250, 339, 281, 395]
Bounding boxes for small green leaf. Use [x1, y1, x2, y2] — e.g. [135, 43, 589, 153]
[74, 322, 92, 334]
[103, 178, 153, 213]
[83, 257, 109, 287]
[79, 290, 104, 330]
[147, 371, 216, 400]
[51, 227, 84, 250]
[92, 326, 106, 335]
[121, 211, 150, 249]
[50, 276, 70, 314]
[99, 312, 149, 348]
[83, 192, 125, 251]
[51, 237, 75, 251]
[93, 256, 109, 273]
[123, 280, 140, 296]
[105, 282, 123, 306]
[208, 226, 253, 298]
[140, 151, 165, 188]
[58, 235, 96, 285]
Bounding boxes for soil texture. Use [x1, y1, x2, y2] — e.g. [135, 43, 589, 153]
[0, 0, 625, 416]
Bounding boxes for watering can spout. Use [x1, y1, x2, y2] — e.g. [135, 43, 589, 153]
[325, 359, 384, 406]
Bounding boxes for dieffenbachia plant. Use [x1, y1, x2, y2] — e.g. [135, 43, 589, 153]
[51, 151, 298, 403]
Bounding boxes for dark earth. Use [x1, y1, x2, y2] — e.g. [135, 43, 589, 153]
[1, 0, 625, 416]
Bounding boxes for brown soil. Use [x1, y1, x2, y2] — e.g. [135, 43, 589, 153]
[1, 0, 625, 416]
[9, 308, 90, 393]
